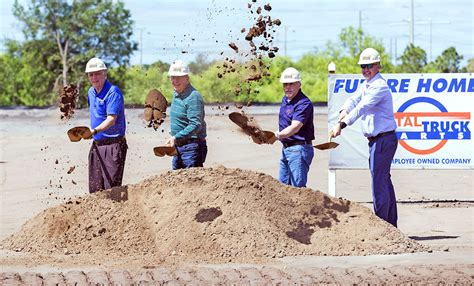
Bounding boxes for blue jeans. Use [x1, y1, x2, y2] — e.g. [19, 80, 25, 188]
[279, 144, 314, 187]
[172, 141, 208, 170]
[369, 132, 398, 227]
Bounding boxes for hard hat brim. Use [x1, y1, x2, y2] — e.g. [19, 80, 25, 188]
[85, 67, 107, 73]
[279, 78, 301, 83]
[358, 59, 380, 65]
[168, 72, 189, 77]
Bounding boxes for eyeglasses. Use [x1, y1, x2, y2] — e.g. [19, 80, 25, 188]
[360, 63, 375, 69]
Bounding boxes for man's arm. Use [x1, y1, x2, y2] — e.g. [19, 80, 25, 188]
[343, 84, 389, 126]
[89, 115, 117, 135]
[276, 120, 303, 140]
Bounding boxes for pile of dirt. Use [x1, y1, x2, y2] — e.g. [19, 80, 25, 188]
[1, 167, 427, 267]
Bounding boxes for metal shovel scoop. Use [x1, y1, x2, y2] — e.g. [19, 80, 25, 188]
[153, 145, 177, 157]
[67, 126, 92, 142]
[314, 134, 339, 150]
[229, 112, 277, 145]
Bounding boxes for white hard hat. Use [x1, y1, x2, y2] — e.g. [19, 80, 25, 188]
[358, 48, 381, 64]
[85, 57, 107, 73]
[168, 60, 190, 76]
[279, 67, 301, 83]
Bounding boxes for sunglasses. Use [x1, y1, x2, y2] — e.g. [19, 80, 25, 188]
[360, 63, 376, 69]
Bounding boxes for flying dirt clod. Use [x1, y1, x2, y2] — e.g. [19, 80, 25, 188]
[59, 84, 79, 120]
[144, 89, 168, 130]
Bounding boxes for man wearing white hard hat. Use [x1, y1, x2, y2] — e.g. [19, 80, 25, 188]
[275, 67, 314, 188]
[85, 57, 127, 193]
[165, 60, 207, 169]
[330, 48, 398, 227]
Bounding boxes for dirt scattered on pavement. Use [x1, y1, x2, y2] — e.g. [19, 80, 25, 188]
[1, 167, 427, 268]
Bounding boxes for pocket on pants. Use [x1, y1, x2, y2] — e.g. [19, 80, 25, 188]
[177, 142, 199, 163]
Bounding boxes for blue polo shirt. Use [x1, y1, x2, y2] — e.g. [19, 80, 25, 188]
[278, 90, 314, 143]
[88, 80, 126, 141]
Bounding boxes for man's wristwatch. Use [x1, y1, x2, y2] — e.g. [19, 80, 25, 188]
[92, 128, 97, 135]
[338, 121, 347, 129]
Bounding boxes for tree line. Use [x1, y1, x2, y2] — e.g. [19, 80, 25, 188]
[1, 0, 472, 107]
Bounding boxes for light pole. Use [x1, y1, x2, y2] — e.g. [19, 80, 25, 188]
[416, 19, 450, 61]
[137, 28, 150, 66]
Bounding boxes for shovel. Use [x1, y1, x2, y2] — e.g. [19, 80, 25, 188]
[67, 126, 92, 142]
[229, 112, 277, 145]
[153, 145, 177, 157]
[314, 134, 339, 150]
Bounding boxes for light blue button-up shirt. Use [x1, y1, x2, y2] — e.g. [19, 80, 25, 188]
[341, 73, 397, 137]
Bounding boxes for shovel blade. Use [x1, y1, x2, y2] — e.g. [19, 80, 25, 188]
[67, 126, 92, 142]
[313, 142, 339, 150]
[228, 112, 249, 129]
[153, 146, 177, 157]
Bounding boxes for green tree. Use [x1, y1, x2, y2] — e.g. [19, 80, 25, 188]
[325, 26, 395, 73]
[121, 62, 173, 106]
[398, 44, 427, 73]
[0, 39, 57, 106]
[188, 53, 214, 75]
[12, 0, 137, 103]
[466, 58, 474, 73]
[433, 47, 463, 73]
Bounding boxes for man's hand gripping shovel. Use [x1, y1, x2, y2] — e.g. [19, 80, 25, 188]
[313, 131, 339, 150]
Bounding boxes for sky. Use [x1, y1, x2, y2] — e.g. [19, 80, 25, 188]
[1, 0, 472, 67]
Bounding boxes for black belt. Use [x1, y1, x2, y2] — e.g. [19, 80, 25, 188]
[282, 140, 312, 148]
[175, 137, 206, 147]
[94, 136, 126, 146]
[367, 130, 395, 142]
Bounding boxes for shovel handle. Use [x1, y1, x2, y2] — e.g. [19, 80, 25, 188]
[328, 130, 335, 142]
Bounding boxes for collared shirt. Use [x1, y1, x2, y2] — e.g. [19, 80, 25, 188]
[341, 73, 397, 137]
[88, 80, 126, 141]
[170, 84, 207, 140]
[278, 90, 315, 143]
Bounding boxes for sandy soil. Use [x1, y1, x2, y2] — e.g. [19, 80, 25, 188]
[0, 106, 473, 284]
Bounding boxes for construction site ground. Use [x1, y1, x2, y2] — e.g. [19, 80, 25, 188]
[0, 107, 472, 284]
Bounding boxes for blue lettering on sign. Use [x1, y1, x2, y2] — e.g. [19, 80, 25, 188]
[333, 79, 365, 93]
[448, 78, 467, 92]
[387, 79, 398, 92]
[421, 121, 471, 133]
[417, 77, 474, 93]
[334, 79, 345, 93]
[392, 158, 416, 164]
[399, 79, 410, 92]
[392, 158, 471, 165]
[398, 131, 471, 140]
[335, 78, 413, 93]
[441, 158, 471, 164]
[387, 79, 411, 93]
[417, 158, 440, 164]
[417, 78, 432, 92]
[335, 77, 473, 94]
[433, 79, 448, 92]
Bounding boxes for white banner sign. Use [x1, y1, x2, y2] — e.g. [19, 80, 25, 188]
[328, 73, 473, 169]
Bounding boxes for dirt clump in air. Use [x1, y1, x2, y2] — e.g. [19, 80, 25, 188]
[1, 167, 427, 268]
[218, 1, 281, 105]
[58, 84, 79, 120]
